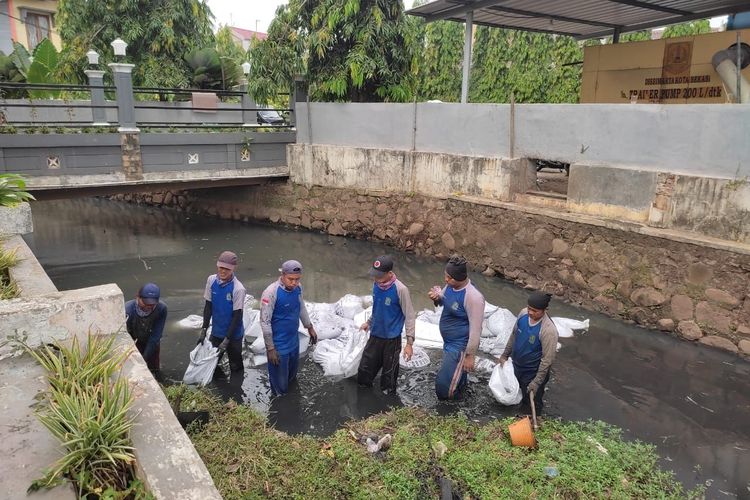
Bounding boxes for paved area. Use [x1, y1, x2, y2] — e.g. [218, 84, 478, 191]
[0, 354, 76, 499]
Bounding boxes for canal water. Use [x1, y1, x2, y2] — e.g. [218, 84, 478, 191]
[25, 198, 750, 498]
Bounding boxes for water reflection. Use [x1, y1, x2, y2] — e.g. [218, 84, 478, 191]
[25, 199, 750, 497]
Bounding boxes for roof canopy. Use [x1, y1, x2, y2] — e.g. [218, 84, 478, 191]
[407, 0, 750, 40]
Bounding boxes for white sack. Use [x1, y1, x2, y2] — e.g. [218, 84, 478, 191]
[307, 310, 353, 340]
[416, 307, 442, 325]
[414, 320, 443, 350]
[552, 317, 590, 339]
[314, 329, 368, 378]
[178, 315, 204, 329]
[247, 332, 311, 367]
[488, 360, 522, 406]
[182, 339, 220, 386]
[335, 294, 364, 320]
[474, 357, 497, 376]
[399, 345, 431, 370]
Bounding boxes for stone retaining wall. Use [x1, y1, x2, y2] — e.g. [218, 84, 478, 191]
[113, 183, 750, 356]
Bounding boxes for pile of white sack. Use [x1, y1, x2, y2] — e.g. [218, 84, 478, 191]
[178, 294, 591, 396]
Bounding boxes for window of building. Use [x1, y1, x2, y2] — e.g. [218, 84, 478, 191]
[25, 12, 51, 49]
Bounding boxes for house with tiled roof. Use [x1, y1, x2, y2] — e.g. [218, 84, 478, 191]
[229, 26, 267, 50]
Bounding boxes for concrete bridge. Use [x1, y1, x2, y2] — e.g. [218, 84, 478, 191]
[0, 131, 293, 199]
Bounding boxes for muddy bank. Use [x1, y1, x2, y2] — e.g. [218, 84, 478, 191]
[113, 183, 750, 356]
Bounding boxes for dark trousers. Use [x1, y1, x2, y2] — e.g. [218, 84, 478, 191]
[514, 366, 551, 415]
[135, 341, 160, 372]
[435, 350, 468, 400]
[210, 335, 244, 373]
[267, 352, 299, 396]
[357, 336, 401, 392]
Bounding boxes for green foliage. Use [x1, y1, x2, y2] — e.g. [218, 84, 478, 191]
[0, 43, 31, 98]
[470, 28, 583, 103]
[0, 173, 35, 207]
[662, 20, 711, 39]
[167, 387, 700, 499]
[27, 39, 60, 98]
[417, 20, 464, 102]
[56, 0, 215, 87]
[185, 47, 240, 90]
[19, 334, 144, 498]
[0, 246, 18, 299]
[10, 42, 31, 78]
[250, 0, 421, 103]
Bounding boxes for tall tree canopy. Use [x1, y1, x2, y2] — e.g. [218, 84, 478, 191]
[417, 19, 464, 102]
[249, 0, 421, 103]
[56, 0, 215, 87]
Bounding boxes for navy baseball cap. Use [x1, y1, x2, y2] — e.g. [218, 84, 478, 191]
[369, 255, 394, 278]
[138, 283, 160, 305]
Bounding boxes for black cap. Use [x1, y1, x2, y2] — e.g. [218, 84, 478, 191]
[528, 291, 552, 310]
[369, 255, 394, 278]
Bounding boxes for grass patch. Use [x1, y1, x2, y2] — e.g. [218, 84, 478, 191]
[164, 386, 700, 499]
[0, 246, 19, 299]
[19, 334, 152, 499]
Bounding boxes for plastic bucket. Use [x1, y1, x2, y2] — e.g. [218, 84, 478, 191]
[508, 416, 536, 448]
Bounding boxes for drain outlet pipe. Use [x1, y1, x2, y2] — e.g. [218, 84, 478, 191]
[712, 43, 750, 103]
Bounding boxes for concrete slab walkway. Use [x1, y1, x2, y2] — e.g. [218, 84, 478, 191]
[0, 354, 76, 499]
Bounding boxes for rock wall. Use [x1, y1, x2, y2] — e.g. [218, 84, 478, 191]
[112, 183, 750, 356]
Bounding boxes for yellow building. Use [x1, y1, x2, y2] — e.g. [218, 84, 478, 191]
[0, 0, 60, 54]
[582, 29, 750, 104]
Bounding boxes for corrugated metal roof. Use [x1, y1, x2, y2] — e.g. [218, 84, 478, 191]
[406, 0, 750, 39]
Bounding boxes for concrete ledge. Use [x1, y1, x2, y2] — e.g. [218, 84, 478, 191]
[2, 235, 57, 296]
[114, 334, 221, 500]
[0, 202, 33, 236]
[452, 194, 750, 257]
[0, 283, 125, 360]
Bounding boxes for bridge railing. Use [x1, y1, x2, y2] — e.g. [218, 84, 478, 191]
[0, 78, 297, 132]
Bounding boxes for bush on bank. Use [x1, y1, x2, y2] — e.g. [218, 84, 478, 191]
[164, 386, 700, 499]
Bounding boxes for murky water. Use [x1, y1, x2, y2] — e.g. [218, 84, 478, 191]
[25, 198, 750, 498]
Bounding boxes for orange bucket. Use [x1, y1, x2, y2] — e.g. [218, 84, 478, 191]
[508, 416, 537, 448]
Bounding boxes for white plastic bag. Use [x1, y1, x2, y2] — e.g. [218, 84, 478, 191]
[177, 314, 204, 329]
[474, 357, 497, 376]
[183, 339, 220, 386]
[314, 329, 368, 378]
[552, 317, 590, 338]
[488, 360, 522, 405]
[399, 345, 430, 370]
[334, 294, 364, 320]
[413, 320, 443, 349]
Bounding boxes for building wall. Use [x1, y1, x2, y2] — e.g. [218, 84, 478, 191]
[582, 29, 750, 104]
[10, 0, 61, 51]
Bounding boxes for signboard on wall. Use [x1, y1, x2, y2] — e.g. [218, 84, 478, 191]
[581, 29, 750, 104]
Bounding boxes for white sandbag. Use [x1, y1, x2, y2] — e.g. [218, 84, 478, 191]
[489, 360, 522, 406]
[245, 319, 262, 340]
[313, 329, 367, 378]
[360, 295, 373, 308]
[416, 307, 442, 325]
[474, 357, 497, 376]
[178, 314, 204, 329]
[337, 330, 368, 378]
[399, 345, 430, 370]
[306, 310, 352, 340]
[552, 317, 590, 339]
[483, 302, 499, 319]
[306, 301, 336, 315]
[479, 337, 496, 354]
[250, 334, 266, 354]
[183, 339, 220, 386]
[413, 319, 443, 349]
[243, 294, 258, 312]
[243, 309, 260, 336]
[485, 308, 517, 337]
[335, 294, 365, 320]
[353, 307, 372, 328]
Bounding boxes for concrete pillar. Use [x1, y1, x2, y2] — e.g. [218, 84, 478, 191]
[461, 10, 473, 104]
[120, 132, 143, 181]
[290, 76, 307, 128]
[107, 63, 138, 132]
[239, 79, 256, 127]
[84, 70, 109, 126]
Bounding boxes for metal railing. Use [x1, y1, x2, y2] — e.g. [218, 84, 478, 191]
[0, 79, 296, 131]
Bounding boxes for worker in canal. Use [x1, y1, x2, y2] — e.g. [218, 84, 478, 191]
[125, 282, 168, 372]
[428, 255, 485, 400]
[260, 259, 318, 396]
[357, 255, 416, 393]
[198, 250, 247, 377]
[498, 291, 559, 415]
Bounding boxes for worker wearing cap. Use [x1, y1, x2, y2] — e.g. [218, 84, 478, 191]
[498, 291, 559, 415]
[260, 260, 318, 395]
[198, 250, 247, 375]
[357, 255, 416, 393]
[125, 282, 168, 372]
[428, 255, 485, 400]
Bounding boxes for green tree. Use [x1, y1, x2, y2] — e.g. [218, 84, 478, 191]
[417, 19, 464, 102]
[249, 0, 421, 103]
[662, 20, 711, 38]
[55, 0, 215, 88]
[469, 28, 583, 103]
